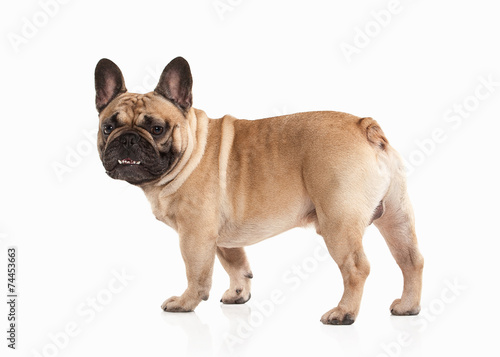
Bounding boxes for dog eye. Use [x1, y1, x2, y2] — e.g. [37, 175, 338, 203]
[103, 124, 114, 135]
[151, 126, 164, 135]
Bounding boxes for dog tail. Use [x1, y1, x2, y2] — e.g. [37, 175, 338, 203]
[357, 117, 388, 151]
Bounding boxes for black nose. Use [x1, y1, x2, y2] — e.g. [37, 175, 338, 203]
[120, 132, 140, 149]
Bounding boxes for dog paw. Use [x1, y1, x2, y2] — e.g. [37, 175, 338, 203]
[220, 288, 251, 304]
[390, 298, 420, 316]
[161, 295, 198, 312]
[320, 307, 356, 325]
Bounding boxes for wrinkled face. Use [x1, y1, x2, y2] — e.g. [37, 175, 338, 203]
[94, 57, 193, 186]
[98, 93, 187, 185]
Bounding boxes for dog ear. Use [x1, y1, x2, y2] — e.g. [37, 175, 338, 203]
[94, 59, 127, 113]
[155, 57, 193, 112]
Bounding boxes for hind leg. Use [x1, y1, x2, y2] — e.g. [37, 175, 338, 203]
[374, 190, 424, 315]
[217, 247, 253, 304]
[318, 213, 371, 325]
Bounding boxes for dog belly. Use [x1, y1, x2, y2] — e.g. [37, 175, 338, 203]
[216, 198, 316, 248]
[217, 219, 297, 248]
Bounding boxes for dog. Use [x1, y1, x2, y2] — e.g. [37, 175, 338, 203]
[94, 57, 423, 325]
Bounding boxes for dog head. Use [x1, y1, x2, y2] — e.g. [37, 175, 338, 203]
[94, 57, 193, 186]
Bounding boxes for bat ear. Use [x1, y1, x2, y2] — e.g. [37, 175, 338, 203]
[155, 57, 193, 112]
[94, 59, 127, 112]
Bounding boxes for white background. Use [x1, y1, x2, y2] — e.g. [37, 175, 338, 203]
[1, 0, 500, 356]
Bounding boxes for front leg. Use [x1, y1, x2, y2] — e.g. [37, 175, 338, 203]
[162, 235, 217, 312]
[217, 247, 253, 304]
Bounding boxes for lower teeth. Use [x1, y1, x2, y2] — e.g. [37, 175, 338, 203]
[118, 160, 140, 165]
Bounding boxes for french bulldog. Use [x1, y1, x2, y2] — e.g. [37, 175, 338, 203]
[94, 57, 423, 324]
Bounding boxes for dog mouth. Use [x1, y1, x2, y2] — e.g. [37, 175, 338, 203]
[117, 158, 141, 165]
